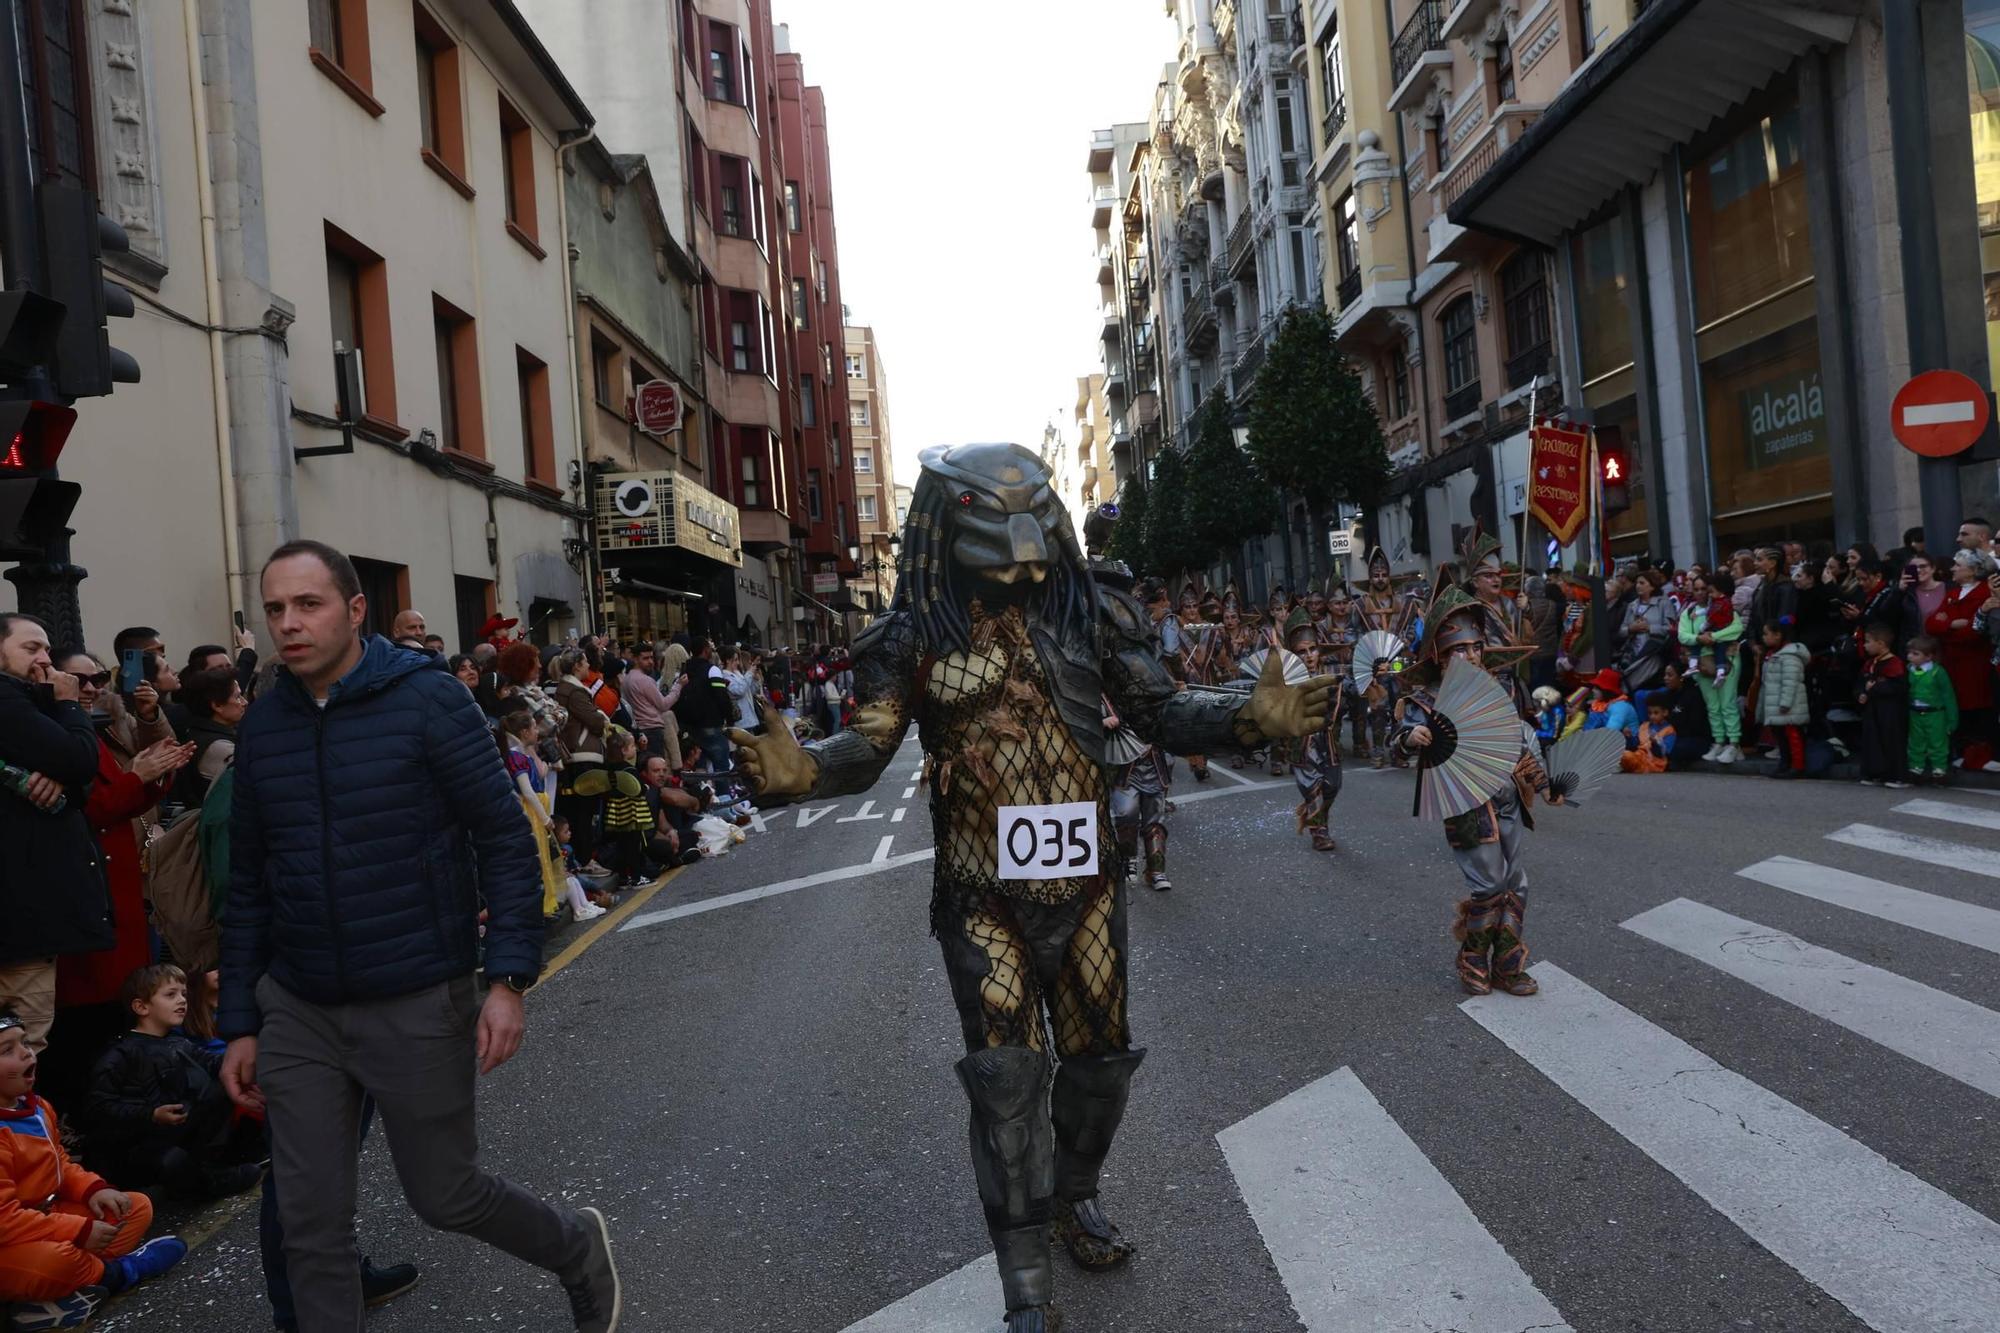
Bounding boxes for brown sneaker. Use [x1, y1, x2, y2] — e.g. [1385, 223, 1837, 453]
[1310, 830, 1337, 852]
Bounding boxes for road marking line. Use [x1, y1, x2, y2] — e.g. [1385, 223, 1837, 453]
[620, 851, 936, 932]
[837, 1253, 998, 1332]
[1217, 1066, 1572, 1332]
[902, 786, 916, 799]
[747, 810, 769, 834]
[837, 799, 885, 822]
[1826, 823, 2000, 879]
[795, 806, 835, 829]
[1202, 761, 1258, 785]
[1624, 898, 2000, 1099]
[1463, 963, 2000, 1333]
[1737, 856, 2000, 955]
[872, 834, 895, 862]
[891, 806, 907, 823]
[1172, 778, 1289, 806]
[1894, 797, 2000, 833]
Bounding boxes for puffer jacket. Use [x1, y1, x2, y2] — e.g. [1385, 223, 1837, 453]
[1757, 641, 1811, 727]
[0, 674, 111, 962]
[217, 636, 542, 1039]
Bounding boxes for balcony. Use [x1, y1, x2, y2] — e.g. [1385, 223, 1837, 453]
[1096, 243, 1114, 283]
[1322, 92, 1348, 147]
[1106, 359, 1129, 399]
[1335, 267, 1361, 310]
[1213, 0, 1236, 45]
[1101, 301, 1122, 342]
[1134, 342, 1157, 385]
[1210, 257, 1236, 306]
[1225, 209, 1255, 276]
[1437, 107, 1542, 215]
[1388, 0, 1447, 111]
[1091, 184, 1117, 226]
[1184, 284, 1217, 352]
[1505, 341, 1550, 390]
[1443, 378, 1482, 423]
[1232, 332, 1268, 397]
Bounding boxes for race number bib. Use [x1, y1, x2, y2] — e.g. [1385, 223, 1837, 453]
[997, 802, 1099, 880]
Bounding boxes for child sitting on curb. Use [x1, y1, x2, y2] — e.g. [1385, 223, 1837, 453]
[0, 1011, 186, 1330]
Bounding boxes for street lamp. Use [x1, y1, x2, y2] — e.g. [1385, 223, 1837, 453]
[846, 542, 861, 563]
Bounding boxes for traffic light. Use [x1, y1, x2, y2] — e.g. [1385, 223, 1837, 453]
[0, 400, 78, 560]
[39, 183, 140, 400]
[0, 289, 65, 388]
[1600, 442, 1631, 514]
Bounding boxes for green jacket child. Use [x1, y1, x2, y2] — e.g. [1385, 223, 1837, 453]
[1907, 655, 1959, 776]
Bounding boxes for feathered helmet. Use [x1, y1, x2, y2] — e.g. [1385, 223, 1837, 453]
[1221, 581, 1242, 616]
[1198, 582, 1224, 621]
[1459, 525, 1504, 579]
[1268, 582, 1293, 613]
[1366, 546, 1392, 581]
[1283, 606, 1318, 651]
[1177, 577, 1201, 613]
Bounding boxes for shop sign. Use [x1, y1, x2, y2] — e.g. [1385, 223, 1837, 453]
[594, 469, 742, 567]
[811, 572, 841, 594]
[634, 380, 681, 435]
[1740, 370, 1827, 470]
[1527, 418, 1592, 545]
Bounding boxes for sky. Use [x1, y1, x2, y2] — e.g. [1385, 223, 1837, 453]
[773, 1, 1180, 488]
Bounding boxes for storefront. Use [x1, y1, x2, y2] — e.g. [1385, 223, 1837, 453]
[1568, 211, 1650, 558]
[595, 467, 742, 648]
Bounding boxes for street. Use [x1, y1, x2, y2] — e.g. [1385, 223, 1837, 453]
[99, 743, 2000, 1333]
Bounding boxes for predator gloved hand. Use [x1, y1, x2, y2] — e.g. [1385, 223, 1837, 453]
[1234, 648, 1339, 745]
[727, 697, 817, 799]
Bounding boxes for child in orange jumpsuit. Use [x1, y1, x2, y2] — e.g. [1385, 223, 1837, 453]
[0, 1011, 186, 1329]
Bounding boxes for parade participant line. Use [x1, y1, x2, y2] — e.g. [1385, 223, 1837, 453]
[1464, 963, 2000, 1332]
[1625, 898, 2000, 1099]
[1738, 856, 2000, 955]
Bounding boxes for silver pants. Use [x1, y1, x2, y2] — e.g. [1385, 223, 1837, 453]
[1450, 787, 1528, 900]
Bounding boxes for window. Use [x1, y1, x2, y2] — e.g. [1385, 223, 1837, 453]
[724, 290, 770, 377]
[1388, 343, 1411, 419]
[852, 401, 871, 427]
[792, 278, 809, 329]
[687, 118, 709, 219]
[785, 181, 802, 232]
[730, 319, 751, 372]
[19, 0, 95, 189]
[846, 353, 864, 378]
[1337, 192, 1359, 280]
[799, 373, 817, 426]
[590, 332, 619, 410]
[350, 557, 409, 640]
[680, 0, 700, 73]
[453, 576, 495, 658]
[807, 469, 823, 521]
[741, 452, 761, 507]
[858, 494, 877, 522]
[325, 223, 397, 426]
[1579, 0, 1596, 56]
[517, 347, 555, 488]
[706, 20, 738, 102]
[432, 295, 483, 458]
[1500, 250, 1551, 386]
[306, 0, 378, 112]
[835, 500, 847, 543]
[715, 154, 749, 237]
[1494, 35, 1515, 103]
[817, 259, 828, 303]
[1439, 295, 1479, 417]
[499, 96, 540, 254]
[855, 448, 873, 472]
[1320, 20, 1346, 139]
[413, 7, 468, 191]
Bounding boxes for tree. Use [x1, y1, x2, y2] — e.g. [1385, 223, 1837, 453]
[1181, 396, 1274, 586]
[1246, 304, 1391, 579]
[1105, 469, 1150, 569]
[1145, 443, 1212, 577]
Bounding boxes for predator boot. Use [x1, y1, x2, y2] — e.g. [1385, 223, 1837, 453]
[1489, 890, 1539, 996]
[1050, 1050, 1145, 1271]
[957, 1047, 1060, 1329]
[1452, 896, 1503, 996]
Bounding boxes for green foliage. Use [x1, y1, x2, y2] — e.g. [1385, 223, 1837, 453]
[1145, 445, 1212, 575]
[1181, 396, 1274, 559]
[1105, 470, 1149, 568]
[1246, 304, 1391, 512]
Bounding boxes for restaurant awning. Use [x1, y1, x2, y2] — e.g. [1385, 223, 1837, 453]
[1447, 0, 1860, 246]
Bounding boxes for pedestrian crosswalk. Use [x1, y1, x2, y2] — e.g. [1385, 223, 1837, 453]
[840, 789, 2000, 1333]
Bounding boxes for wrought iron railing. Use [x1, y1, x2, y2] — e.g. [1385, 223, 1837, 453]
[1234, 333, 1267, 394]
[1336, 267, 1361, 310]
[1390, 0, 1444, 89]
[1226, 209, 1254, 274]
[1443, 378, 1482, 422]
[1505, 342, 1550, 390]
[1323, 92, 1348, 144]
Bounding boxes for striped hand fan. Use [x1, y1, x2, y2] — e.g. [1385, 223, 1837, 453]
[1102, 723, 1152, 766]
[1350, 631, 1408, 694]
[1415, 658, 1523, 822]
[1236, 646, 1310, 688]
[1543, 729, 1626, 807]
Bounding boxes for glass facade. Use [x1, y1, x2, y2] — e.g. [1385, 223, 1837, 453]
[1684, 92, 1831, 548]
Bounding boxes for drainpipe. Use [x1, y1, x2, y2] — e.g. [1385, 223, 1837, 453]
[556, 127, 599, 632]
[183, 0, 246, 633]
[1391, 106, 1431, 565]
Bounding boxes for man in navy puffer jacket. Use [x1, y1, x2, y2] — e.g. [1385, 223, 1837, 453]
[218, 540, 620, 1333]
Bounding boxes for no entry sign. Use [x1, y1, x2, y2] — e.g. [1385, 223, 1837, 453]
[1891, 369, 1989, 458]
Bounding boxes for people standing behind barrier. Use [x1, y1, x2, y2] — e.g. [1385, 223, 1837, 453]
[172, 668, 247, 809]
[552, 648, 611, 870]
[675, 636, 736, 772]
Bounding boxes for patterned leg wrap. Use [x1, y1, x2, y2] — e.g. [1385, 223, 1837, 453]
[1142, 827, 1169, 890]
[957, 1047, 1056, 1312]
[1453, 896, 1502, 996]
[1490, 890, 1539, 996]
[1050, 1049, 1144, 1270]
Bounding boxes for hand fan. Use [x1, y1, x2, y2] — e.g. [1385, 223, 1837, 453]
[1102, 723, 1152, 766]
[1350, 631, 1408, 693]
[1236, 647, 1309, 687]
[1414, 657, 1522, 822]
[1543, 729, 1625, 807]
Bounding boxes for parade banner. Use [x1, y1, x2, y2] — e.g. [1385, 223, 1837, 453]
[1527, 418, 1592, 545]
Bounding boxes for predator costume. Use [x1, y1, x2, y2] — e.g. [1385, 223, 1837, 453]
[1357, 547, 1418, 768]
[727, 444, 1332, 1333]
[1283, 609, 1344, 852]
[1391, 579, 1554, 998]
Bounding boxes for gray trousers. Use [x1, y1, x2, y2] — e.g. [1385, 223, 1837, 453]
[1451, 787, 1529, 899]
[256, 974, 592, 1332]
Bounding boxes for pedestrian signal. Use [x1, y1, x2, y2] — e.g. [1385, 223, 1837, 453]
[1599, 445, 1631, 514]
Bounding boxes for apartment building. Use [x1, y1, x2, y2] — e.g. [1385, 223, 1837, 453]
[843, 324, 898, 617]
[37, 0, 594, 651]
[1089, 123, 1154, 494]
[1072, 372, 1112, 521]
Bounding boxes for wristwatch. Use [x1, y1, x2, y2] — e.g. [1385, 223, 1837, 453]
[485, 972, 536, 994]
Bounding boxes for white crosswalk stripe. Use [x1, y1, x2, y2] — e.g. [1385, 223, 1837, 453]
[1463, 963, 2000, 1333]
[1218, 1067, 1571, 1332]
[1623, 898, 2000, 1098]
[1736, 855, 2000, 955]
[1825, 821, 2000, 879]
[1893, 796, 2000, 833]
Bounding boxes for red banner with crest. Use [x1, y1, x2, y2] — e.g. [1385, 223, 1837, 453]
[1528, 418, 1592, 546]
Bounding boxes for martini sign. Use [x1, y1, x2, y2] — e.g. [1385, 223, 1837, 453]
[1527, 418, 1592, 545]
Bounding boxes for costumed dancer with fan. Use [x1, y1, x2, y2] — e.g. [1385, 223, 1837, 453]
[1358, 548, 1417, 768]
[1392, 585, 1557, 997]
[1320, 583, 1368, 758]
[1148, 578, 1210, 783]
[1283, 609, 1344, 852]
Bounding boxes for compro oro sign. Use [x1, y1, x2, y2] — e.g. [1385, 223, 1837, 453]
[594, 470, 742, 567]
[633, 380, 682, 436]
[1891, 369, 1991, 458]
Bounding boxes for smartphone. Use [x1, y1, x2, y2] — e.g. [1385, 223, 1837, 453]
[119, 647, 146, 690]
[233, 610, 246, 633]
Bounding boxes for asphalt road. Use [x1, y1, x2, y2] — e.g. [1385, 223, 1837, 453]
[97, 738, 2000, 1333]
